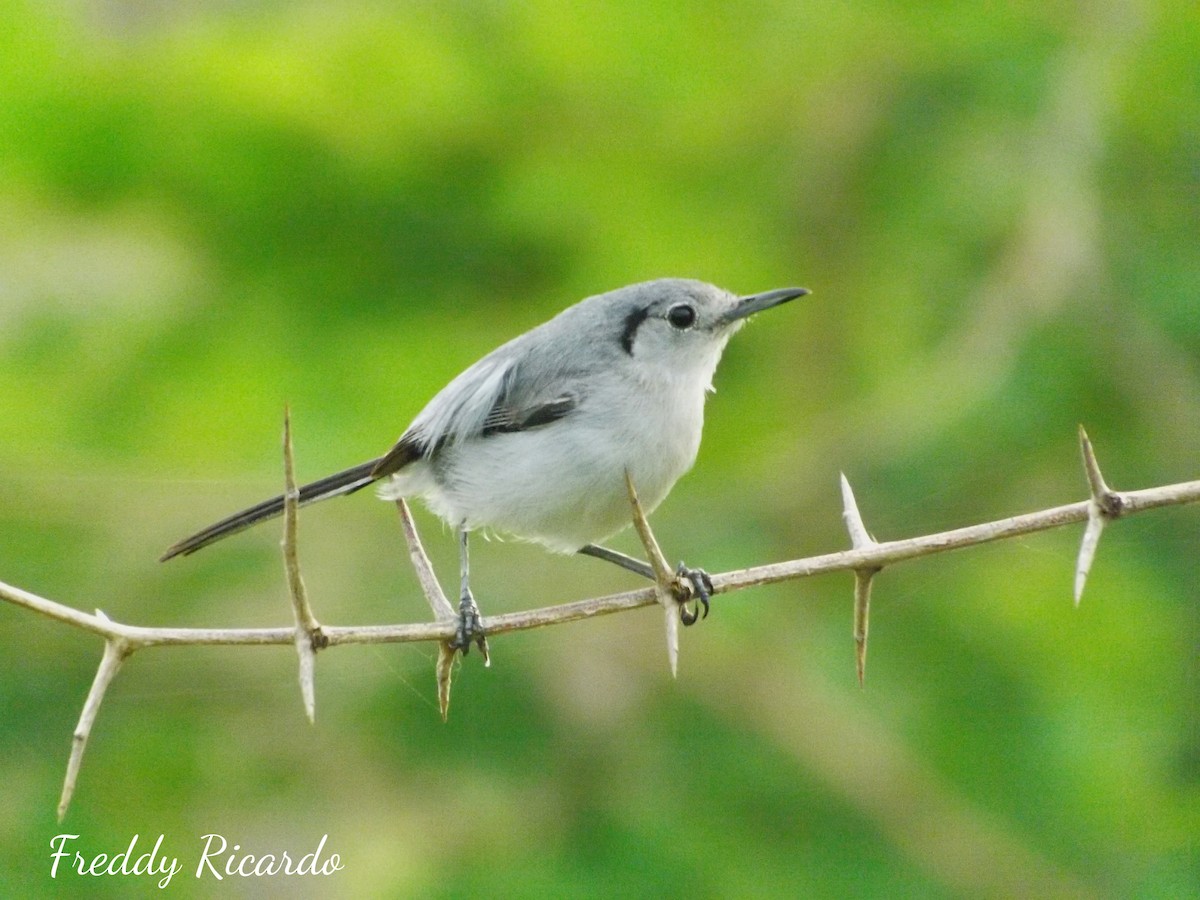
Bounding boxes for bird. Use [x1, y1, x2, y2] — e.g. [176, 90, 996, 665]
[161, 278, 808, 654]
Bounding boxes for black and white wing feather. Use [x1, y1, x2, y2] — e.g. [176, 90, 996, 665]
[372, 349, 584, 479]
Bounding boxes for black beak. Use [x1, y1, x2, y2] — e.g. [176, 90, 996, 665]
[722, 286, 810, 324]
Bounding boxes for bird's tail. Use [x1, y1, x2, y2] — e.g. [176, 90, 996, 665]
[160, 458, 383, 561]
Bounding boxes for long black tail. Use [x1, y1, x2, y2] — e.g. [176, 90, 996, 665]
[160, 458, 384, 561]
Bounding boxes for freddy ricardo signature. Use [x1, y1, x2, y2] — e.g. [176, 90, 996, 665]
[49, 832, 344, 888]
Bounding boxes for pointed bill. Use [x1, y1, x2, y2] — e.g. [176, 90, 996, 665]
[719, 286, 810, 325]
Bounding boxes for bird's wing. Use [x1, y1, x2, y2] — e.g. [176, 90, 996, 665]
[479, 390, 579, 436]
[372, 350, 584, 479]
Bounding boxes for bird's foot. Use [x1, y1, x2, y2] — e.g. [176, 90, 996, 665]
[672, 563, 713, 626]
[452, 590, 489, 662]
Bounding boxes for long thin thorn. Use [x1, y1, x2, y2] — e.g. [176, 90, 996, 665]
[282, 407, 320, 633]
[394, 498, 455, 621]
[841, 474, 879, 685]
[1074, 514, 1105, 606]
[282, 407, 323, 723]
[393, 499, 458, 719]
[853, 570, 873, 688]
[662, 605, 680, 679]
[1078, 425, 1111, 500]
[624, 470, 674, 586]
[840, 473, 874, 550]
[59, 636, 131, 821]
[436, 644, 455, 722]
[625, 470, 679, 677]
[1074, 426, 1123, 606]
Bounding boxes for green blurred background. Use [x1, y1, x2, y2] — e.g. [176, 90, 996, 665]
[2, 0, 1197, 896]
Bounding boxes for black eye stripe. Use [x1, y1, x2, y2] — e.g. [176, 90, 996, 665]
[619, 306, 650, 354]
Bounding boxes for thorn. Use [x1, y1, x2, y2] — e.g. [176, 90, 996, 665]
[842, 474, 879, 684]
[394, 499, 456, 621]
[436, 643, 455, 721]
[624, 470, 684, 675]
[296, 635, 316, 724]
[624, 470, 675, 585]
[393, 499, 462, 714]
[1075, 426, 1123, 605]
[663, 603, 679, 678]
[282, 406, 322, 719]
[59, 639, 130, 822]
[1078, 425, 1110, 501]
[853, 570, 874, 688]
[1074, 513, 1104, 606]
[840, 473, 874, 549]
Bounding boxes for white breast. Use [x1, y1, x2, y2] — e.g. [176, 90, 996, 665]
[382, 365, 709, 553]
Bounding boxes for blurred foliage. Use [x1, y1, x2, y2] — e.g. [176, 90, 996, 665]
[1, 0, 1198, 896]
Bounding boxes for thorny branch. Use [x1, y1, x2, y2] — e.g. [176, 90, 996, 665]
[3, 426, 1199, 820]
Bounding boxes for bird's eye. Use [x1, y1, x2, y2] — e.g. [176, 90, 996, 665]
[667, 303, 697, 330]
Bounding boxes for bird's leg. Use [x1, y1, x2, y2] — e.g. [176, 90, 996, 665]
[454, 528, 488, 658]
[578, 544, 654, 579]
[578, 543, 712, 626]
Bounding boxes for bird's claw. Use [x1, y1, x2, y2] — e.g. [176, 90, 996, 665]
[674, 562, 713, 626]
[452, 591, 489, 661]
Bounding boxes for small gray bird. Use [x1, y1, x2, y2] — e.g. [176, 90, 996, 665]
[162, 278, 808, 653]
